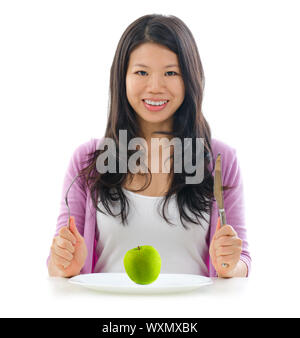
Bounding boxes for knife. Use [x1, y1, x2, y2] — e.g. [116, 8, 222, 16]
[213, 153, 229, 268]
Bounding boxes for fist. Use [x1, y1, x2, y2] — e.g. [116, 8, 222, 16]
[50, 216, 87, 277]
[209, 217, 242, 278]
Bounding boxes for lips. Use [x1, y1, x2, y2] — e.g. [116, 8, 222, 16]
[142, 100, 169, 112]
[142, 99, 169, 102]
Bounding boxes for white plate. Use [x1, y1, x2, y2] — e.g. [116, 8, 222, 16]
[69, 273, 213, 294]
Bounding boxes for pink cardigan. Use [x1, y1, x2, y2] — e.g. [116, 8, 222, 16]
[47, 137, 251, 277]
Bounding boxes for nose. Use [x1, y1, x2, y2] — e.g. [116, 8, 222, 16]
[147, 73, 166, 91]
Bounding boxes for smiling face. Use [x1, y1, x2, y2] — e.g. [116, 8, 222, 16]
[126, 42, 185, 139]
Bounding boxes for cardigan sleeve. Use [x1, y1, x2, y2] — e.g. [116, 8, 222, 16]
[222, 148, 251, 276]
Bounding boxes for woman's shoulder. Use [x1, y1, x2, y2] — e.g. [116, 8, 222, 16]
[210, 137, 238, 162]
[73, 137, 103, 156]
[69, 137, 103, 171]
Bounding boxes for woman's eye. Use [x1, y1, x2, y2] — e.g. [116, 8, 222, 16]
[166, 71, 178, 76]
[135, 71, 178, 76]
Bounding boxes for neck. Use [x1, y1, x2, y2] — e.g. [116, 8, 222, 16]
[138, 119, 174, 145]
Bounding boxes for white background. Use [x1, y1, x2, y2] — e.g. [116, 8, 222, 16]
[0, 0, 299, 317]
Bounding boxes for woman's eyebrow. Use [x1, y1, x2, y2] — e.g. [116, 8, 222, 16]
[132, 63, 179, 68]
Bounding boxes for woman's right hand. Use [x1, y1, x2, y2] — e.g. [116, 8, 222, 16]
[49, 216, 87, 277]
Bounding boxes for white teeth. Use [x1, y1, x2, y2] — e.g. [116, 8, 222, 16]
[144, 99, 168, 106]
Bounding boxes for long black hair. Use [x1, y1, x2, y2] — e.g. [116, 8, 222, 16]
[78, 14, 221, 230]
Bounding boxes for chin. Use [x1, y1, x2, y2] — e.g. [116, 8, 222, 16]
[139, 113, 172, 125]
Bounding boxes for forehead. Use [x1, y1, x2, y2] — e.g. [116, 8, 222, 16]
[128, 42, 179, 67]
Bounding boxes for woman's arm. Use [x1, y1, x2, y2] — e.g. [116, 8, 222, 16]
[47, 141, 90, 273]
[209, 142, 251, 277]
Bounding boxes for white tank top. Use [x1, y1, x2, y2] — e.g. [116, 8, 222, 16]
[94, 188, 210, 276]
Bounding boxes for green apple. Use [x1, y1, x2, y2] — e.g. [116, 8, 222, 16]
[123, 245, 161, 285]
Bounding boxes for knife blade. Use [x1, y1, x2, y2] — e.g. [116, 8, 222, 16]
[213, 153, 228, 268]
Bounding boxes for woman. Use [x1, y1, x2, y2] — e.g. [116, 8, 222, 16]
[47, 14, 251, 278]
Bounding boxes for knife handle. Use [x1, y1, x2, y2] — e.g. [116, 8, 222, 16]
[219, 209, 227, 227]
[218, 209, 229, 268]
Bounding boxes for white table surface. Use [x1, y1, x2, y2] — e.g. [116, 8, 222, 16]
[1, 270, 299, 318]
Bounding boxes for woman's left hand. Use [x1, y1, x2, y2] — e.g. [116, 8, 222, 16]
[209, 217, 243, 278]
